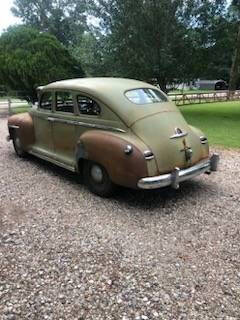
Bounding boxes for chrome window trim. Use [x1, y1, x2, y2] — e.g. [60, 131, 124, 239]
[47, 117, 126, 133]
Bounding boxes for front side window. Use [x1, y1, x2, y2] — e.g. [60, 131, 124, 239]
[125, 88, 168, 105]
[77, 96, 101, 116]
[40, 92, 52, 111]
[56, 92, 74, 113]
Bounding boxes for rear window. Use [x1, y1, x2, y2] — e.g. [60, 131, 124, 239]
[125, 88, 168, 105]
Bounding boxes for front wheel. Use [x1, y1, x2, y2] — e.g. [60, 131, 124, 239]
[83, 161, 115, 197]
[12, 131, 27, 157]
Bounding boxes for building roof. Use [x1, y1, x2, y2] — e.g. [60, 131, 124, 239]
[196, 79, 226, 85]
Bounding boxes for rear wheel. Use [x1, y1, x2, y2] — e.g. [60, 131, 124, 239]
[13, 131, 27, 157]
[83, 161, 115, 197]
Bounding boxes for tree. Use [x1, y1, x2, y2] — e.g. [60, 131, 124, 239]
[11, 0, 88, 45]
[70, 29, 118, 77]
[184, 1, 233, 82]
[0, 26, 84, 102]
[70, 32, 107, 76]
[87, 0, 184, 90]
[228, 0, 240, 90]
[229, 24, 240, 90]
[88, 0, 228, 91]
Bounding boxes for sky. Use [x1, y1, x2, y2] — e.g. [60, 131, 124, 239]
[0, 0, 21, 34]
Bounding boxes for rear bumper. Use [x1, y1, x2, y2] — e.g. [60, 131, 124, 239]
[137, 153, 220, 190]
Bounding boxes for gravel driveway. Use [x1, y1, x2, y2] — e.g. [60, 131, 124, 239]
[0, 117, 240, 320]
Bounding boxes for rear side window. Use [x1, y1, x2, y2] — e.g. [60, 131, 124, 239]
[56, 92, 74, 113]
[77, 96, 101, 116]
[125, 88, 168, 105]
[40, 92, 52, 111]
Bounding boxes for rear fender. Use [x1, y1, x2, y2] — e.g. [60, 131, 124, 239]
[76, 130, 148, 188]
[189, 125, 209, 159]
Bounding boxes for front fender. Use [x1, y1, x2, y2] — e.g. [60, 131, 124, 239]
[8, 113, 35, 150]
[77, 130, 148, 189]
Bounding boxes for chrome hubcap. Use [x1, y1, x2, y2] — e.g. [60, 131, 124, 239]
[91, 165, 103, 183]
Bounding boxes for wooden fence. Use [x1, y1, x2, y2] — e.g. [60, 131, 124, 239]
[168, 90, 240, 106]
[0, 98, 30, 116]
[1, 90, 240, 117]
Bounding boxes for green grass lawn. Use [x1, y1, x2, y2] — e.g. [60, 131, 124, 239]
[11, 106, 31, 114]
[7, 101, 240, 149]
[180, 101, 240, 149]
[0, 96, 20, 101]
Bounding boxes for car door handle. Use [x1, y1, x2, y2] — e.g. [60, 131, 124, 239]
[47, 117, 55, 122]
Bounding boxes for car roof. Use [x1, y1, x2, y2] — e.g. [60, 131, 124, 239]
[40, 77, 151, 91]
[38, 78, 172, 127]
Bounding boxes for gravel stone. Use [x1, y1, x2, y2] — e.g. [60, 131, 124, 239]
[1, 117, 240, 319]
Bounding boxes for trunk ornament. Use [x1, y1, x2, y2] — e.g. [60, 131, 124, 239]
[170, 128, 188, 139]
[181, 138, 193, 161]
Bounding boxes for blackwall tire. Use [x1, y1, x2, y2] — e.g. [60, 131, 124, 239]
[13, 131, 27, 158]
[83, 161, 115, 197]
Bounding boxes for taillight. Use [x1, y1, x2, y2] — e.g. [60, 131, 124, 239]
[200, 136, 208, 145]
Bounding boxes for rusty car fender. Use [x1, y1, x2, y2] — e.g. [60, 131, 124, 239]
[76, 130, 148, 189]
[8, 113, 35, 150]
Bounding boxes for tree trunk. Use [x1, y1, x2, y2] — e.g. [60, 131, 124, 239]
[157, 77, 167, 93]
[229, 23, 240, 91]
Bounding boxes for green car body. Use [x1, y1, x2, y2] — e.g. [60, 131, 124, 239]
[7, 78, 219, 196]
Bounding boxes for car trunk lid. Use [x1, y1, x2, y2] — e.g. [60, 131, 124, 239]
[131, 111, 206, 174]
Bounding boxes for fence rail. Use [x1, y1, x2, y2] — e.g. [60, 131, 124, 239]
[0, 98, 30, 116]
[168, 90, 240, 106]
[1, 90, 240, 117]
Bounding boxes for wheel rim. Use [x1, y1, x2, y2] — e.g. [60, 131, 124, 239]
[90, 165, 103, 183]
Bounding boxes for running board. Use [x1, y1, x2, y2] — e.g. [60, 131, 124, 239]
[28, 150, 76, 172]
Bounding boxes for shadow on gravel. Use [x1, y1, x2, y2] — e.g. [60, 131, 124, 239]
[23, 153, 82, 184]
[17, 153, 212, 211]
[113, 180, 207, 210]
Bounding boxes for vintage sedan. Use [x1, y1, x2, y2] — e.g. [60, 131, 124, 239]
[7, 78, 219, 196]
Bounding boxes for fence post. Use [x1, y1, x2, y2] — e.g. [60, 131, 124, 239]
[182, 94, 185, 106]
[8, 98, 12, 115]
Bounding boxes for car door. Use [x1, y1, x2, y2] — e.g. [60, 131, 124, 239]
[51, 91, 78, 169]
[31, 91, 54, 157]
[75, 94, 126, 137]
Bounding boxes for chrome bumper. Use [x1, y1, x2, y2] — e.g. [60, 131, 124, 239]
[138, 153, 220, 190]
